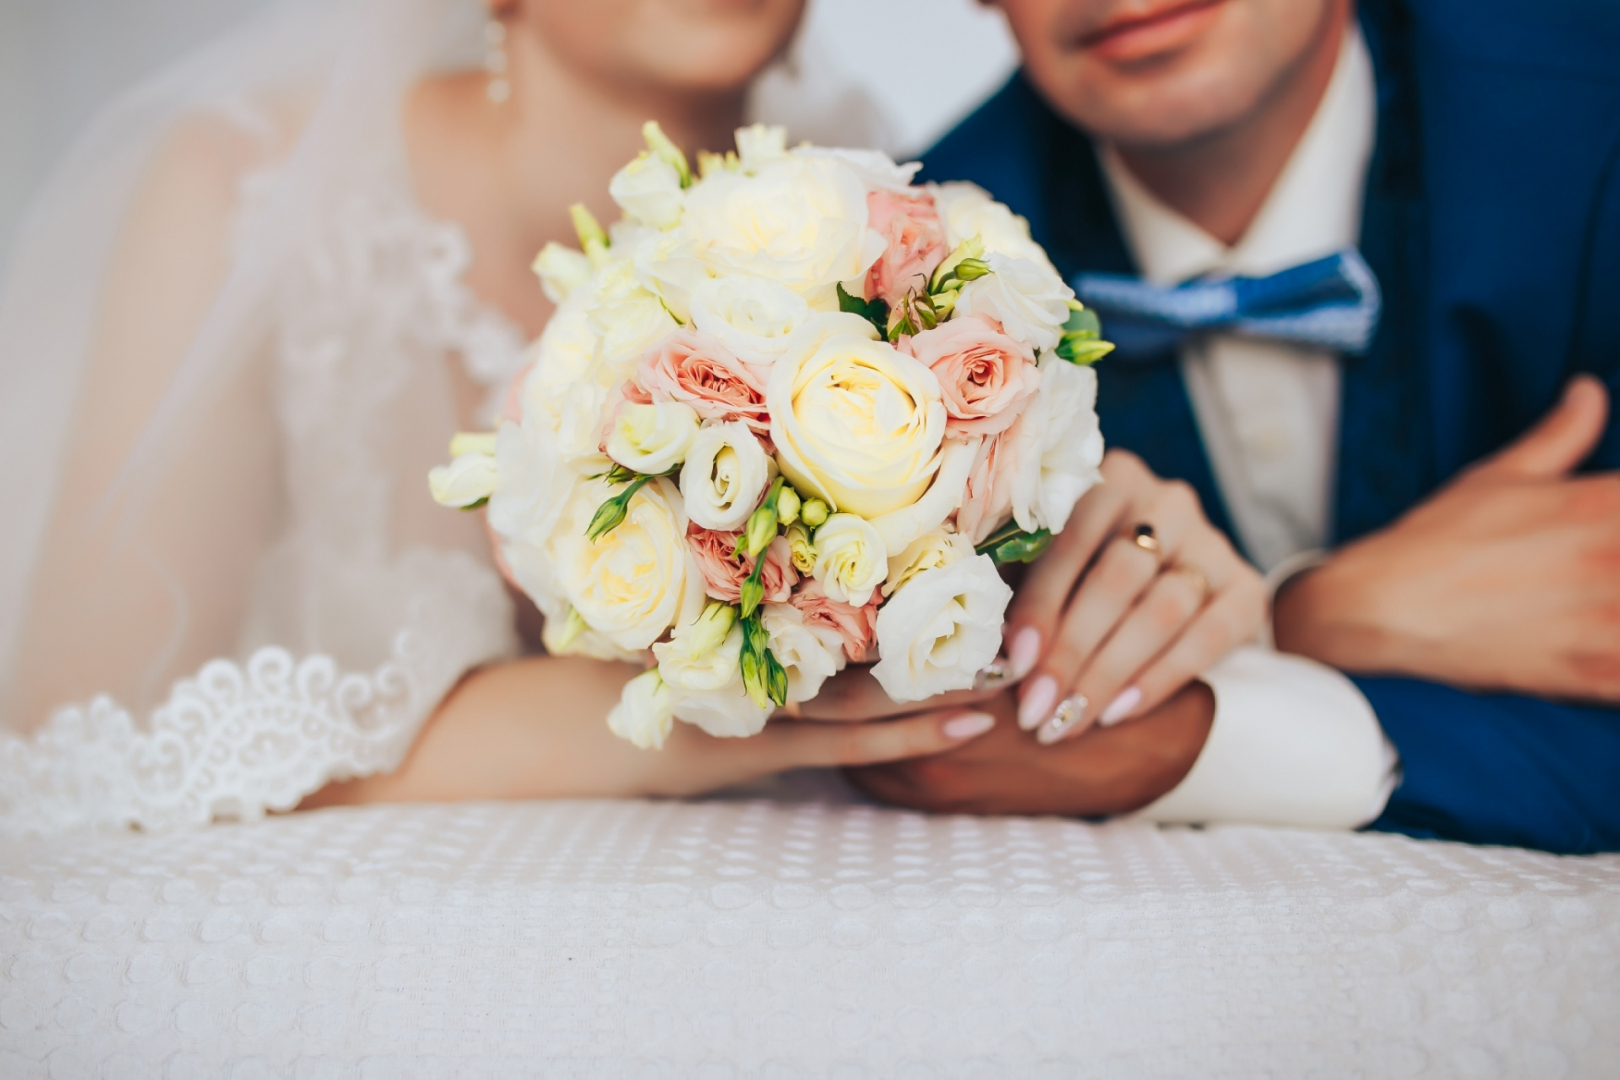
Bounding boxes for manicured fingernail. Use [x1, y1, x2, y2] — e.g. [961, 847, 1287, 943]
[1037, 695, 1090, 745]
[1098, 686, 1143, 727]
[943, 712, 996, 740]
[1018, 675, 1058, 730]
[1007, 627, 1041, 679]
[974, 659, 1010, 691]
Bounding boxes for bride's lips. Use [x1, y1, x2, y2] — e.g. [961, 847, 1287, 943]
[1077, 0, 1231, 64]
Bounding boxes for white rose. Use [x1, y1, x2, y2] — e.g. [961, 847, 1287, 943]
[607, 401, 701, 475]
[607, 669, 675, 750]
[609, 152, 685, 230]
[955, 254, 1075, 354]
[882, 527, 976, 598]
[681, 155, 884, 302]
[632, 230, 711, 323]
[811, 513, 888, 608]
[688, 276, 813, 367]
[680, 421, 773, 532]
[1010, 357, 1105, 534]
[531, 242, 592, 304]
[871, 554, 1013, 703]
[929, 181, 1055, 269]
[655, 622, 743, 694]
[580, 260, 679, 370]
[428, 451, 497, 509]
[760, 602, 847, 703]
[768, 314, 946, 518]
[552, 477, 700, 652]
[794, 146, 921, 193]
[868, 437, 979, 555]
[671, 682, 772, 738]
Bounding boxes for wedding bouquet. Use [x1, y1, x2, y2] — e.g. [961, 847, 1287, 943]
[430, 123, 1111, 749]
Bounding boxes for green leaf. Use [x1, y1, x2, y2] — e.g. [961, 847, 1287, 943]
[458, 497, 489, 512]
[992, 528, 1054, 565]
[1062, 305, 1101, 338]
[837, 283, 890, 338]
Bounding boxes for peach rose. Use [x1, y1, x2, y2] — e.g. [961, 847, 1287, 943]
[954, 429, 1017, 546]
[865, 189, 948, 310]
[903, 315, 1040, 438]
[638, 327, 770, 434]
[790, 578, 879, 663]
[686, 524, 798, 604]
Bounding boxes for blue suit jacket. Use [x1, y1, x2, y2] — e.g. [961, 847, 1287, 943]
[920, 0, 1620, 854]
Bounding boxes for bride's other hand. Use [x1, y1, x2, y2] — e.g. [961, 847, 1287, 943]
[304, 657, 997, 809]
[1009, 450, 1265, 745]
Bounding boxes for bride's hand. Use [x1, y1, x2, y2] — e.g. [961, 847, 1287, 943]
[1008, 450, 1264, 744]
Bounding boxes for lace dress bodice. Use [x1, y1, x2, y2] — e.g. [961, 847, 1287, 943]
[0, 163, 530, 835]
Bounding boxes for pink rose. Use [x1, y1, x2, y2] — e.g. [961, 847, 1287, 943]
[865, 190, 948, 310]
[638, 328, 770, 434]
[904, 315, 1040, 438]
[954, 429, 1017, 546]
[687, 524, 798, 604]
[790, 579, 880, 663]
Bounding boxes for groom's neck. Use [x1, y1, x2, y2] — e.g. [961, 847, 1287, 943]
[1112, 6, 1348, 246]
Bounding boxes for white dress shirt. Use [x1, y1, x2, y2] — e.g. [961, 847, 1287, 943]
[1107, 29, 1399, 829]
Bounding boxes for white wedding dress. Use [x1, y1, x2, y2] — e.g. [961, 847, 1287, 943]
[0, 0, 901, 837]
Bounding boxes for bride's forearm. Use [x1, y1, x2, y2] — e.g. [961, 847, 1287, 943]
[303, 656, 650, 807]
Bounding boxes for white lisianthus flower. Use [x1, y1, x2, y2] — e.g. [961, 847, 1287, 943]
[1010, 356, 1105, 534]
[929, 181, 1056, 270]
[680, 421, 773, 532]
[428, 451, 497, 509]
[655, 622, 744, 694]
[607, 401, 701, 475]
[954, 253, 1075, 354]
[681, 156, 884, 302]
[607, 669, 675, 750]
[760, 602, 847, 703]
[671, 681, 772, 738]
[524, 304, 615, 468]
[609, 152, 685, 230]
[551, 477, 698, 652]
[768, 313, 946, 518]
[871, 554, 1014, 702]
[688, 276, 813, 367]
[632, 230, 711, 323]
[882, 527, 976, 599]
[794, 146, 922, 193]
[868, 437, 979, 555]
[735, 123, 788, 170]
[811, 513, 888, 608]
[532, 242, 592, 304]
[580, 260, 679, 371]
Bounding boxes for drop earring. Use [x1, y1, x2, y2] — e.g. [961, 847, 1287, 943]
[485, 18, 510, 105]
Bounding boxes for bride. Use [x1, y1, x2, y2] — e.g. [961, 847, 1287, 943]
[0, 0, 1270, 834]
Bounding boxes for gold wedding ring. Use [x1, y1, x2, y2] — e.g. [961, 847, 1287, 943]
[1128, 522, 1161, 556]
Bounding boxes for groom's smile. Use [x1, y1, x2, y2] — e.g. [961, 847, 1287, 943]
[1071, 0, 1233, 64]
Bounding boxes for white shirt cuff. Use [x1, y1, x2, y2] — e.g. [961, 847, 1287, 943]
[1133, 645, 1398, 830]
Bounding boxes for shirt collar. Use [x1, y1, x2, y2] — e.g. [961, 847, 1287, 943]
[1099, 25, 1377, 286]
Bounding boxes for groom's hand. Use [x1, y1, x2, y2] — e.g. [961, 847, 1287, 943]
[844, 681, 1213, 817]
[1274, 374, 1620, 701]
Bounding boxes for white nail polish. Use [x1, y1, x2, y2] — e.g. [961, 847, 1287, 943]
[1099, 686, 1143, 727]
[1008, 626, 1041, 679]
[943, 712, 995, 740]
[1018, 675, 1058, 730]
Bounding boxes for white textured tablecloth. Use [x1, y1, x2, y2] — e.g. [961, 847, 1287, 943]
[2, 784, 1617, 1078]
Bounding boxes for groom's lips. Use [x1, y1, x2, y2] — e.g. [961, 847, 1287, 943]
[1075, 0, 1231, 63]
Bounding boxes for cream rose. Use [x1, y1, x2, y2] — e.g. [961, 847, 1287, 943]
[609, 152, 684, 230]
[871, 554, 1013, 703]
[551, 477, 699, 652]
[882, 527, 976, 598]
[760, 602, 847, 704]
[606, 401, 701, 475]
[954, 254, 1075, 354]
[929, 181, 1055, 269]
[811, 513, 888, 608]
[867, 436, 979, 555]
[688, 276, 813, 368]
[679, 421, 773, 532]
[680, 155, 884, 301]
[607, 669, 675, 750]
[1010, 356, 1105, 534]
[767, 314, 946, 518]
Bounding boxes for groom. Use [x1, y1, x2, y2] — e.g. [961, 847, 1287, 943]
[851, 0, 1620, 853]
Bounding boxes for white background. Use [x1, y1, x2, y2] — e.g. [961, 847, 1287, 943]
[0, 0, 1017, 283]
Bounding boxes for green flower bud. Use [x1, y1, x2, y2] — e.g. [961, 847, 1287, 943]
[688, 601, 737, 660]
[553, 607, 588, 651]
[799, 498, 829, 529]
[952, 257, 991, 282]
[739, 577, 765, 620]
[776, 486, 801, 527]
[742, 505, 778, 561]
[569, 203, 610, 263]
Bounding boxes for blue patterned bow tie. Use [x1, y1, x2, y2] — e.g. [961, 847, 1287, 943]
[1071, 248, 1382, 360]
